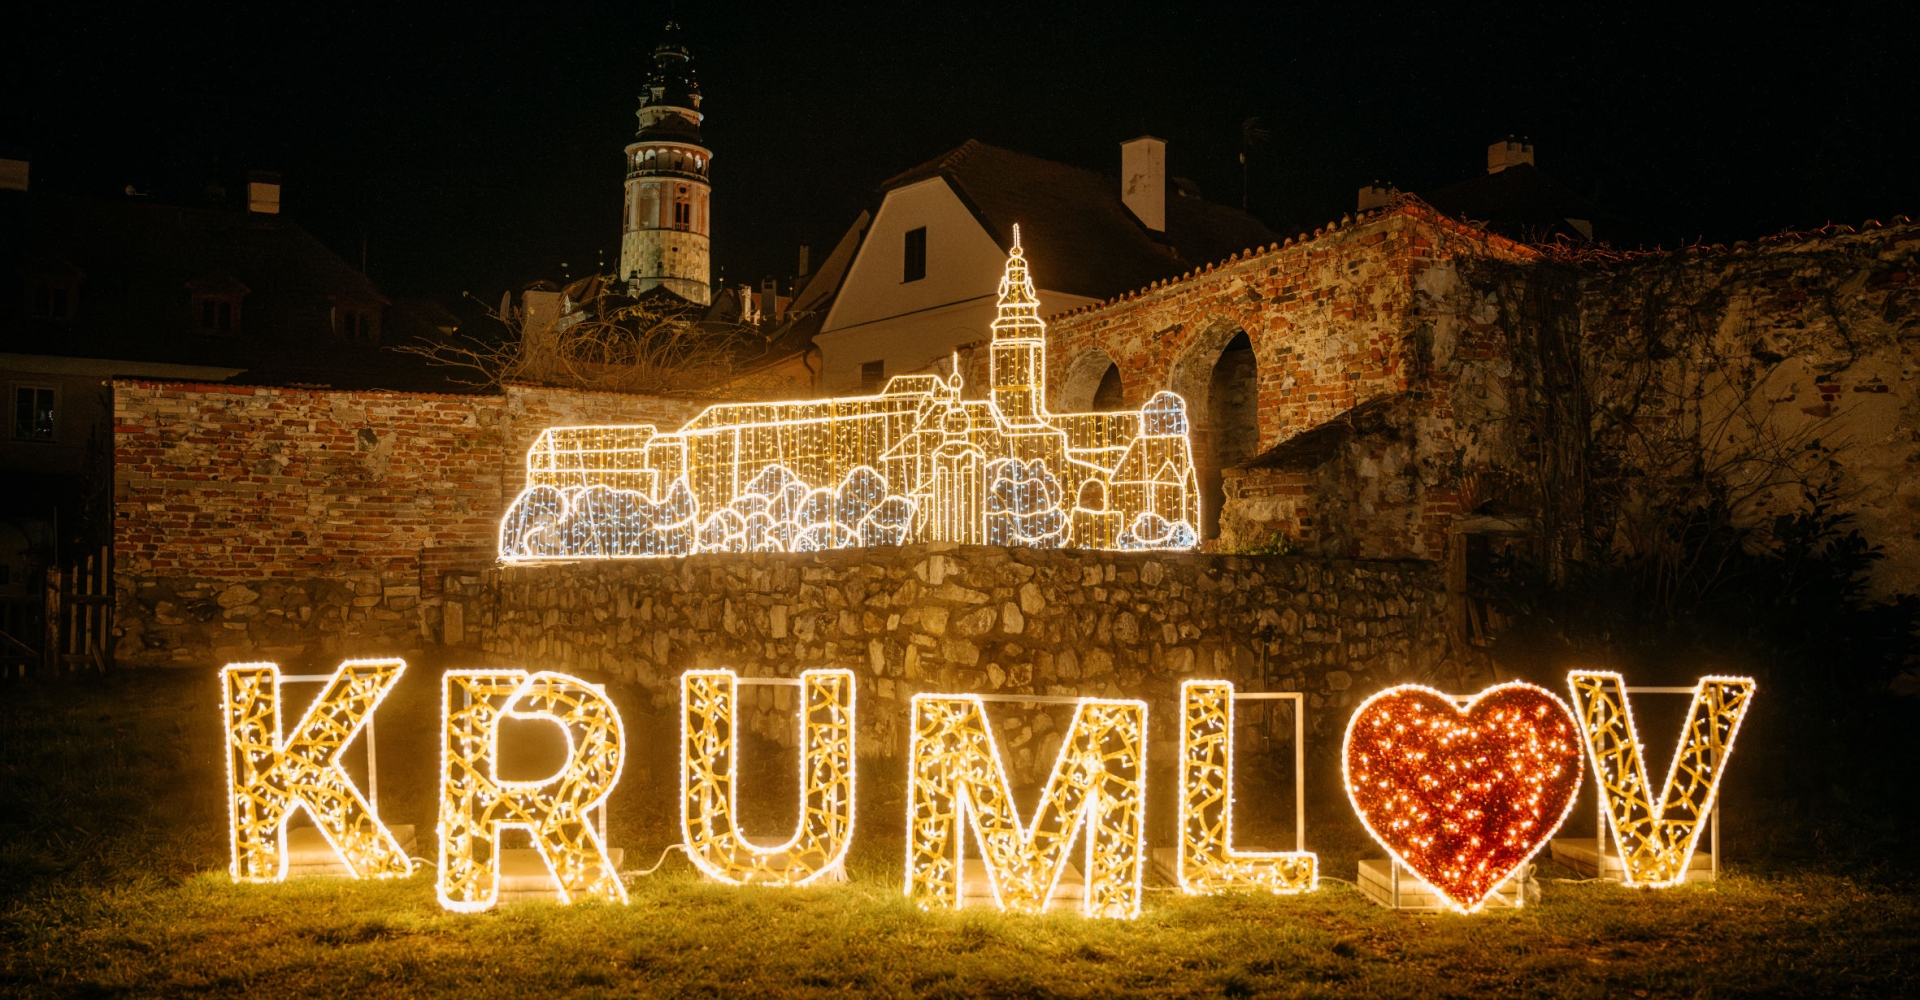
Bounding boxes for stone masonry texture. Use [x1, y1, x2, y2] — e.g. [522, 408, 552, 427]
[473, 545, 1459, 784]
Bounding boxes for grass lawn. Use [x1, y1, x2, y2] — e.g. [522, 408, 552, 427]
[3, 666, 1916, 998]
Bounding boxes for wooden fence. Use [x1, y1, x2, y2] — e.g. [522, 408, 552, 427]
[0, 546, 111, 678]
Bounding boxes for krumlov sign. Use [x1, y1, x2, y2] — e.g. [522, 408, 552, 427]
[220, 234, 1758, 913]
[222, 658, 1754, 917]
[221, 234, 1756, 916]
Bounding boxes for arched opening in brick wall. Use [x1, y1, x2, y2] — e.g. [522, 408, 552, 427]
[1170, 322, 1263, 542]
[1092, 364, 1124, 411]
[1056, 349, 1123, 412]
[1204, 332, 1260, 539]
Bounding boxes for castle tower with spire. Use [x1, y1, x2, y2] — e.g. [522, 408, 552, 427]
[989, 225, 1046, 425]
[619, 24, 712, 304]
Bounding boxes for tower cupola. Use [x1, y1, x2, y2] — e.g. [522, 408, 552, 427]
[620, 23, 713, 304]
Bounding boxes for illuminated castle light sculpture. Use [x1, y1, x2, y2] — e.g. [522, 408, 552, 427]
[499, 228, 1200, 559]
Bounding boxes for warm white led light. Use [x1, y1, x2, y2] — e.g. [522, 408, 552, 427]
[904, 694, 1148, 919]
[499, 227, 1200, 559]
[1566, 671, 1756, 888]
[220, 658, 413, 883]
[1175, 680, 1317, 894]
[437, 670, 628, 912]
[681, 669, 856, 885]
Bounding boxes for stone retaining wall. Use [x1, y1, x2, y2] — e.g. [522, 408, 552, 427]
[471, 545, 1464, 782]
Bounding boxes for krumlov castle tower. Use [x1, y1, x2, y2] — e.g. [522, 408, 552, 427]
[620, 26, 712, 304]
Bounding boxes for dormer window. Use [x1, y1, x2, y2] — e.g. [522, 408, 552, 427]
[336, 305, 380, 343]
[187, 273, 250, 337]
[28, 281, 74, 321]
[198, 298, 236, 333]
[21, 260, 82, 322]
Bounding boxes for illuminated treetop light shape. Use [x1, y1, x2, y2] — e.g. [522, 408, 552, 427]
[1175, 680, 1317, 895]
[1343, 683, 1584, 914]
[221, 658, 413, 882]
[905, 694, 1148, 919]
[438, 670, 627, 912]
[1566, 671, 1755, 888]
[499, 226, 1200, 559]
[681, 669, 855, 885]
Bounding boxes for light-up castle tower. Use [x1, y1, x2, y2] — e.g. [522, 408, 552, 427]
[619, 24, 712, 304]
[501, 230, 1200, 558]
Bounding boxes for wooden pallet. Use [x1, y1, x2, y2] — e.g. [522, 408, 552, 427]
[957, 858, 1086, 912]
[1549, 838, 1714, 882]
[285, 824, 416, 877]
[1355, 859, 1525, 911]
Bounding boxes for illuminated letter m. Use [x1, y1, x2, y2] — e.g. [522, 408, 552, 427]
[905, 695, 1146, 918]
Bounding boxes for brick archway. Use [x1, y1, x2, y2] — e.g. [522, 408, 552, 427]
[1169, 318, 1262, 540]
[1055, 348, 1121, 412]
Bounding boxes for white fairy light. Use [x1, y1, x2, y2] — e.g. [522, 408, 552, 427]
[1342, 682, 1585, 914]
[499, 228, 1201, 560]
[1175, 680, 1317, 894]
[437, 670, 628, 912]
[680, 669, 856, 886]
[904, 693, 1148, 919]
[1565, 671, 1756, 888]
[220, 658, 413, 883]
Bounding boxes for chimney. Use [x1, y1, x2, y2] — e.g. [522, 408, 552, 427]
[761, 277, 780, 325]
[1120, 136, 1166, 232]
[1487, 138, 1534, 174]
[246, 170, 282, 214]
[797, 244, 810, 278]
[0, 157, 27, 193]
[1357, 181, 1399, 212]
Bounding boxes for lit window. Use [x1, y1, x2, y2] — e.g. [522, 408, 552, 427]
[860, 360, 885, 393]
[675, 187, 692, 228]
[903, 227, 926, 282]
[13, 386, 55, 441]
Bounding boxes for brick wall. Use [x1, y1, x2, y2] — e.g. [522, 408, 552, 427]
[111, 380, 703, 667]
[1046, 203, 1537, 560]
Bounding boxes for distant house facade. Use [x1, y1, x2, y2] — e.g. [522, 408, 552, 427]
[0, 157, 467, 597]
[812, 138, 1276, 396]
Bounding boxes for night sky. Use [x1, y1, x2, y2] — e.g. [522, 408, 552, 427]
[7, 2, 1912, 309]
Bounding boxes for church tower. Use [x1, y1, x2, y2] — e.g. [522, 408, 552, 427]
[620, 25, 712, 304]
[989, 226, 1046, 425]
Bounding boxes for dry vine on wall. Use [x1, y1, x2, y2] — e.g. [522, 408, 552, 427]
[397, 281, 775, 399]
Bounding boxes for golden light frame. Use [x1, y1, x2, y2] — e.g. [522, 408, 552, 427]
[221, 658, 413, 883]
[905, 693, 1148, 919]
[681, 668, 856, 885]
[437, 669, 627, 912]
[1566, 671, 1756, 888]
[1174, 680, 1317, 894]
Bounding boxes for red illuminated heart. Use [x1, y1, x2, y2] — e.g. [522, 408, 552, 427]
[1343, 683, 1584, 912]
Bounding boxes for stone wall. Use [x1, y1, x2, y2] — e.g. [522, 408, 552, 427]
[111, 380, 704, 667]
[1045, 202, 1920, 595]
[472, 545, 1461, 780]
